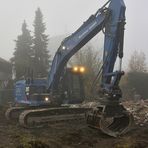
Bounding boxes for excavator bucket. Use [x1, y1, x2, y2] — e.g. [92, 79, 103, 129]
[86, 104, 134, 137]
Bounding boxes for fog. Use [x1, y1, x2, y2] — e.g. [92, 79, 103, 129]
[0, 0, 147, 66]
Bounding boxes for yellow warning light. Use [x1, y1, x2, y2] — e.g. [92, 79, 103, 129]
[80, 67, 85, 73]
[73, 66, 78, 72]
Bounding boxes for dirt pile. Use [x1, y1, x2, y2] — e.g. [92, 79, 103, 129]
[123, 100, 148, 126]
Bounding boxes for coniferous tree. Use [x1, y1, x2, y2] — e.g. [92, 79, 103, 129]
[12, 20, 33, 79]
[33, 8, 50, 77]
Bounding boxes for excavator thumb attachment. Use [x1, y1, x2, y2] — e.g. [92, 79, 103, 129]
[86, 104, 134, 137]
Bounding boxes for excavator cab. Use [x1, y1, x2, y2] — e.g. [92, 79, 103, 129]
[60, 66, 85, 104]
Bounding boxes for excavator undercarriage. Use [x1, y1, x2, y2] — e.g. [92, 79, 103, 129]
[6, 105, 90, 128]
[6, 99, 133, 137]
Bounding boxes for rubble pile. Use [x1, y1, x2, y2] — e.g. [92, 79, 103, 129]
[123, 100, 148, 126]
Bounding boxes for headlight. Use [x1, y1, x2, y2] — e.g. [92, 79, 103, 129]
[73, 66, 78, 72]
[45, 97, 49, 101]
[62, 46, 66, 50]
[80, 67, 85, 73]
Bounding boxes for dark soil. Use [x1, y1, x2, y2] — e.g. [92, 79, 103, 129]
[0, 106, 148, 148]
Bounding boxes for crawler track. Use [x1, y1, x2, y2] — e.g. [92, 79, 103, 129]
[5, 105, 53, 121]
[5, 103, 134, 137]
[5, 106, 90, 128]
[19, 107, 90, 128]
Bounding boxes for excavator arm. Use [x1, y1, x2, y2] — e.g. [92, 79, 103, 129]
[47, 0, 133, 137]
[48, 0, 126, 99]
[102, 0, 126, 97]
[86, 0, 133, 137]
[48, 2, 110, 92]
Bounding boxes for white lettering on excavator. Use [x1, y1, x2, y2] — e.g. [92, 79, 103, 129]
[78, 30, 89, 39]
[78, 21, 97, 39]
[89, 21, 97, 30]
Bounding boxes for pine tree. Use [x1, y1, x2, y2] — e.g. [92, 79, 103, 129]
[33, 8, 50, 77]
[12, 20, 33, 79]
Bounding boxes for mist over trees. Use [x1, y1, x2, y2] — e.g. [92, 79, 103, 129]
[70, 45, 148, 100]
[12, 21, 33, 79]
[70, 44, 102, 98]
[128, 50, 147, 72]
[12, 8, 51, 80]
[121, 50, 148, 99]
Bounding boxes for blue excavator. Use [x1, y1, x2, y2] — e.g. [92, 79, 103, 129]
[6, 0, 133, 137]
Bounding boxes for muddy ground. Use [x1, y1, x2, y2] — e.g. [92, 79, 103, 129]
[0, 106, 148, 148]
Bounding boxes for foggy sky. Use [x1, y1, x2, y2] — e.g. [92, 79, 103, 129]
[0, 0, 148, 66]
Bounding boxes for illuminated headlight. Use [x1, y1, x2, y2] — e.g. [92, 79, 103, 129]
[45, 97, 49, 101]
[80, 67, 85, 73]
[62, 46, 66, 50]
[73, 66, 78, 72]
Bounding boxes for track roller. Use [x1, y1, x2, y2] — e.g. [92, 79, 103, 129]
[86, 104, 134, 137]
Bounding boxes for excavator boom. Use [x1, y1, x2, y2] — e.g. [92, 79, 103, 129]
[48, 5, 109, 91]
